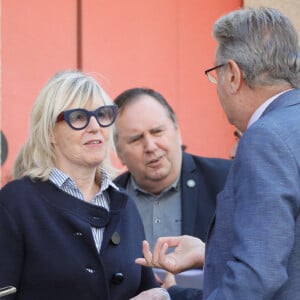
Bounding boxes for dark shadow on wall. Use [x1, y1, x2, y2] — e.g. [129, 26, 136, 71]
[1, 131, 8, 166]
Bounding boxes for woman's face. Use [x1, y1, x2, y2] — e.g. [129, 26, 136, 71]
[51, 102, 111, 175]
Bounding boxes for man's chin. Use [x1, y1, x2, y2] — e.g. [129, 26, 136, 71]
[147, 171, 168, 182]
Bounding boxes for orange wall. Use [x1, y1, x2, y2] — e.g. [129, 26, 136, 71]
[1, 0, 78, 185]
[0, 0, 242, 186]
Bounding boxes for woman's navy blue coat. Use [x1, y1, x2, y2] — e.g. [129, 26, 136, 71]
[0, 177, 157, 300]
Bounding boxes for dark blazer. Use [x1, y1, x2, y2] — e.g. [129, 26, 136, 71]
[0, 177, 158, 300]
[170, 89, 300, 299]
[114, 152, 231, 242]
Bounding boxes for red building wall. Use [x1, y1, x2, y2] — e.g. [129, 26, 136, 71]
[0, 0, 242, 186]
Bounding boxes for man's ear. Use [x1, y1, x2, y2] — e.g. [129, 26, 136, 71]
[226, 59, 243, 94]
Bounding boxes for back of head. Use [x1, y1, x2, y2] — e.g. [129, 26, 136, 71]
[213, 7, 300, 88]
[22, 70, 115, 180]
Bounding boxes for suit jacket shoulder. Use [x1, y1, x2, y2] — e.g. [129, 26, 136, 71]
[114, 170, 131, 189]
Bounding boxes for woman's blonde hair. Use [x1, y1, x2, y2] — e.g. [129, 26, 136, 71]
[22, 70, 117, 180]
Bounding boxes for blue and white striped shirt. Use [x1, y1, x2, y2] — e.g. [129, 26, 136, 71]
[49, 168, 118, 252]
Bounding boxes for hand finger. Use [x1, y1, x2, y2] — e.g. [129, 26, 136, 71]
[129, 288, 170, 300]
[155, 236, 181, 248]
[142, 240, 153, 265]
[153, 242, 169, 268]
[135, 257, 148, 266]
[154, 272, 163, 285]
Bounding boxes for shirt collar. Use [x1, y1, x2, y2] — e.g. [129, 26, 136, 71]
[49, 167, 119, 193]
[99, 168, 119, 192]
[130, 174, 180, 195]
[247, 89, 293, 129]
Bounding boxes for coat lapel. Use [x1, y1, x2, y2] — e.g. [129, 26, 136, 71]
[181, 153, 200, 235]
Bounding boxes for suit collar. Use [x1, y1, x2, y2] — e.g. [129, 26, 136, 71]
[262, 88, 300, 116]
[248, 89, 292, 128]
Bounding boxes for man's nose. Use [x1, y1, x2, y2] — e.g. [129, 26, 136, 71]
[143, 136, 157, 151]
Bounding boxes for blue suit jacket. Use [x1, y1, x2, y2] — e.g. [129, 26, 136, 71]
[170, 89, 300, 299]
[114, 152, 231, 242]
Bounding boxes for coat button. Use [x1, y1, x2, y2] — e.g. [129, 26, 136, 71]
[74, 232, 83, 236]
[85, 268, 95, 274]
[111, 272, 124, 284]
[111, 232, 121, 245]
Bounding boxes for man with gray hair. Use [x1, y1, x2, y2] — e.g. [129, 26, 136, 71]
[136, 7, 300, 299]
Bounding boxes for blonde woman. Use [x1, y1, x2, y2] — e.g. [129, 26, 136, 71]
[0, 70, 168, 300]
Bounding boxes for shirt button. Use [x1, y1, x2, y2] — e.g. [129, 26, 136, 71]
[154, 219, 161, 224]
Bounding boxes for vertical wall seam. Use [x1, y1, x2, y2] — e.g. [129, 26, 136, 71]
[77, 0, 82, 70]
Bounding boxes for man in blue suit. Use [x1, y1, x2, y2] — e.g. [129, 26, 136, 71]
[135, 7, 300, 300]
[113, 88, 231, 250]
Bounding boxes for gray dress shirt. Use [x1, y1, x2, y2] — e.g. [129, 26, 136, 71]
[126, 176, 182, 249]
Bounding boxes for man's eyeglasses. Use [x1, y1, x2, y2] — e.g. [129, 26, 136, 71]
[56, 105, 118, 130]
[204, 64, 225, 84]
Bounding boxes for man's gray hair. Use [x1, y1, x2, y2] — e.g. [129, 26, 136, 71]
[213, 7, 300, 88]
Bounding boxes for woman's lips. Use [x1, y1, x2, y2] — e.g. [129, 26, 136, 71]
[84, 140, 102, 145]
